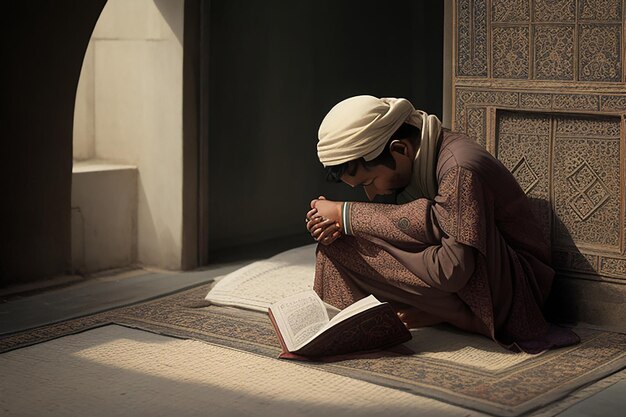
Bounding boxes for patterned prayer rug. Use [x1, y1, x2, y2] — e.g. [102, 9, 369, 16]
[1, 282, 625, 416]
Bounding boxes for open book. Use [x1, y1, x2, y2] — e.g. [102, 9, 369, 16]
[204, 245, 316, 312]
[268, 290, 412, 360]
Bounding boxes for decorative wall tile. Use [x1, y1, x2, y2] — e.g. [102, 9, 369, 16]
[496, 111, 551, 240]
[534, 25, 574, 80]
[553, 94, 599, 111]
[600, 96, 626, 112]
[534, 0, 576, 22]
[457, 0, 488, 76]
[553, 250, 599, 273]
[497, 110, 552, 135]
[512, 156, 540, 194]
[492, 26, 530, 78]
[553, 115, 621, 250]
[570, 252, 599, 273]
[486, 1, 624, 82]
[454, 0, 626, 289]
[600, 257, 626, 279]
[492, 0, 530, 22]
[457, 90, 519, 106]
[520, 93, 552, 108]
[455, 88, 520, 132]
[556, 115, 621, 137]
[579, 0, 622, 21]
[455, 104, 465, 132]
[492, 26, 529, 78]
[466, 107, 487, 147]
[565, 161, 611, 221]
[579, 24, 622, 82]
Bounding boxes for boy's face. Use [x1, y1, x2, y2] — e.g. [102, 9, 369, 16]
[340, 139, 415, 201]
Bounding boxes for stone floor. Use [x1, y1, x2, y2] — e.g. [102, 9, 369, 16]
[1, 255, 625, 417]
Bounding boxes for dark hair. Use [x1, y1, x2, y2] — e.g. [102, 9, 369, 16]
[325, 123, 420, 182]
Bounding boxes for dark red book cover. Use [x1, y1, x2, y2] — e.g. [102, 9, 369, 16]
[268, 303, 412, 361]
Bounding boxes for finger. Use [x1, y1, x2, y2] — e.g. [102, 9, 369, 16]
[306, 216, 326, 232]
[306, 216, 321, 228]
[311, 218, 335, 234]
[312, 221, 335, 238]
[312, 223, 332, 237]
[318, 195, 326, 200]
[316, 223, 341, 241]
[306, 208, 318, 219]
[310, 199, 319, 209]
[321, 230, 342, 245]
[315, 217, 334, 227]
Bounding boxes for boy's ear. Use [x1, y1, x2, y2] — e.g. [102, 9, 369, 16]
[389, 140, 408, 156]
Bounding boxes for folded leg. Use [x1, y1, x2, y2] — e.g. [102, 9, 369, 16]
[314, 236, 489, 336]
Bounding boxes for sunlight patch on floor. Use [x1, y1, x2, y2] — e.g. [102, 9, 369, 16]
[2, 325, 483, 417]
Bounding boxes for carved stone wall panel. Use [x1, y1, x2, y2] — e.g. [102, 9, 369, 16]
[534, 0, 576, 22]
[520, 92, 552, 108]
[570, 251, 599, 273]
[457, 89, 520, 106]
[600, 96, 626, 112]
[455, 104, 466, 132]
[553, 94, 600, 111]
[578, 0, 622, 21]
[600, 257, 626, 280]
[457, 0, 488, 77]
[578, 24, 622, 82]
[492, 26, 530, 78]
[492, 0, 530, 22]
[497, 110, 552, 135]
[484, 1, 624, 82]
[456, 90, 626, 135]
[466, 107, 488, 146]
[455, 88, 520, 131]
[534, 25, 575, 80]
[553, 250, 600, 274]
[556, 115, 622, 136]
[552, 115, 622, 251]
[499, 137, 543, 189]
[495, 111, 552, 240]
[454, 0, 626, 324]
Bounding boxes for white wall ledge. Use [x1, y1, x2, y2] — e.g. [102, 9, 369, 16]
[71, 163, 138, 274]
[72, 159, 137, 173]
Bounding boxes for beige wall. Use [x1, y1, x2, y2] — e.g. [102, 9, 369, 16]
[71, 164, 138, 272]
[73, 0, 185, 270]
[73, 44, 95, 160]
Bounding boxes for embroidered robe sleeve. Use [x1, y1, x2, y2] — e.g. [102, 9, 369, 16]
[343, 191, 477, 293]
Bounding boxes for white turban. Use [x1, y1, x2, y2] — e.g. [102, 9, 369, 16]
[317, 95, 442, 200]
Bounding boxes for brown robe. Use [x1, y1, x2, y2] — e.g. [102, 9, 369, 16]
[314, 131, 579, 353]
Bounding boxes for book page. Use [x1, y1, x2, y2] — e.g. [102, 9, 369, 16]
[295, 295, 385, 352]
[269, 290, 329, 352]
[326, 294, 382, 327]
[205, 245, 316, 312]
[307, 295, 383, 340]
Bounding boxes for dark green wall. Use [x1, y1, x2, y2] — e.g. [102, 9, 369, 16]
[1, 1, 107, 285]
[207, 0, 444, 253]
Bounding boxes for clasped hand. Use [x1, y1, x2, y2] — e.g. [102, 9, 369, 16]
[305, 196, 343, 246]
